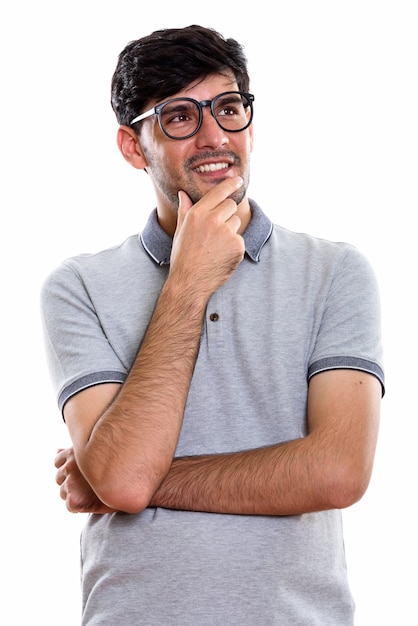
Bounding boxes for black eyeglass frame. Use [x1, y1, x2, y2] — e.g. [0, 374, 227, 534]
[130, 91, 255, 140]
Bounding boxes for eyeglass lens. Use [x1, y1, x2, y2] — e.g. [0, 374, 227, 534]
[159, 92, 252, 139]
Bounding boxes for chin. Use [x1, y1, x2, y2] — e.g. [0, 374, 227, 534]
[229, 187, 247, 206]
[187, 177, 247, 206]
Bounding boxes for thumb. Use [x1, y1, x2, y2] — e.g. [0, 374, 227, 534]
[177, 190, 193, 227]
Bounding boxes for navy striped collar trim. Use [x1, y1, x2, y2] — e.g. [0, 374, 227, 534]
[140, 199, 273, 266]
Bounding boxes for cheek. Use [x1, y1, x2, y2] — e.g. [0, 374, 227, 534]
[248, 126, 254, 153]
[155, 140, 187, 166]
[233, 130, 253, 159]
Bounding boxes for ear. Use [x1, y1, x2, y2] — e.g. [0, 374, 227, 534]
[248, 121, 254, 153]
[117, 125, 148, 170]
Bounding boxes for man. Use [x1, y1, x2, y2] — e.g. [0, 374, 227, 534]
[42, 25, 385, 625]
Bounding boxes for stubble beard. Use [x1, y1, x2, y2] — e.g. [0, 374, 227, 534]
[148, 150, 249, 211]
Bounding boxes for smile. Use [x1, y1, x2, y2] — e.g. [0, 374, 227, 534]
[193, 162, 230, 173]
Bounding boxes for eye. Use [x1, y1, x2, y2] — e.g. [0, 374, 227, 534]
[219, 105, 239, 117]
[161, 101, 198, 126]
[215, 96, 244, 118]
[167, 110, 192, 123]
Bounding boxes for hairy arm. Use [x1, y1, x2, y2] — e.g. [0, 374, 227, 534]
[57, 369, 381, 516]
[63, 177, 245, 514]
[149, 369, 381, 515]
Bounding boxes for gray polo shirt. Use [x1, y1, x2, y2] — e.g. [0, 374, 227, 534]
[41, 200, 384, 625]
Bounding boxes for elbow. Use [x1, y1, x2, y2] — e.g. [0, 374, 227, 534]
[84, 462, 158, 514]
[326, 463, 373, 510]
[97, 480, 155, 514]
[79, 448, 163, 514]
[99, 482, 150, 515]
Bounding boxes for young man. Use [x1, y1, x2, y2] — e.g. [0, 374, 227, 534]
[42, 25, 385, 625]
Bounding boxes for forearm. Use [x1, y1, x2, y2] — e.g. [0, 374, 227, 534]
[149, 441, 318, 516]
[149, 371, 380, 516]
[74, 182, 245, 512]
[64, 179, 251, 512]
[79, 278, 207, 512]
[150, 435, 371, 516]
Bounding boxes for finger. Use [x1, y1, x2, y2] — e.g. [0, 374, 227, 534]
[177, 190, 193, 229]
[227, 213, 242, 233]
[59, 480, 67, 499]
[56, 466, 65, 486]
[178, 176, 243, 220]
[203, 176, 243, 209]
[212, 196, 240, 224]
[54, 449, 67, 468]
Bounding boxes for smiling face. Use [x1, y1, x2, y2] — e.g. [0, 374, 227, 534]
[128, 72, 254, 235]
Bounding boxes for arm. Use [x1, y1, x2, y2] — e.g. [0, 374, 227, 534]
[63, 177, 245, 514]
[149, 369, 381, 515]
[57, 369, 381, 516]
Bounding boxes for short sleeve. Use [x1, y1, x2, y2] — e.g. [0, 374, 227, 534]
[307, 245, 385, 394]
[40, 261, 127, 413]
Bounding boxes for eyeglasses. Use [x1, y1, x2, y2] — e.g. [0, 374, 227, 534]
[130, 91, 254, 140]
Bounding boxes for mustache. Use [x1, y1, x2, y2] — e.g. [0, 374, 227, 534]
[185, 150, 241, 169]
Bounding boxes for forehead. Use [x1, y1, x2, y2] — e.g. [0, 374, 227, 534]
[166, 72, 239, 103]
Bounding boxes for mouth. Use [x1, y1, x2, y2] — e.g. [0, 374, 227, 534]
[193, 161, 230, 174]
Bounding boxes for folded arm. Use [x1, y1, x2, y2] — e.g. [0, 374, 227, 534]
[57, 368, 381, 516]
[150, 369, 381, 515]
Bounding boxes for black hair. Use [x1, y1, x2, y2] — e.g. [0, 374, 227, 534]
[111, 24, 250, 127]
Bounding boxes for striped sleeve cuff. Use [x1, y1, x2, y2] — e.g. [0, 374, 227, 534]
[308, 357, 385, 396]
[58, 370, 127, 415]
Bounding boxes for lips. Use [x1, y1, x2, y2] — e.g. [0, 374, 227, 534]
[193, 162, 230, 173]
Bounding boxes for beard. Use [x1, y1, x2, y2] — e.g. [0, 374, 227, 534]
[145, 149, 250, 210]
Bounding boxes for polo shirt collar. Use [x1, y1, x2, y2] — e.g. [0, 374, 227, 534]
[140, 199, 273, 266]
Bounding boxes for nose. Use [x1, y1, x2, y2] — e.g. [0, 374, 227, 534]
[195, 106, 229, 149]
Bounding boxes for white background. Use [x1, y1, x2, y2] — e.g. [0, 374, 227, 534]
[1, 2, 417, 624]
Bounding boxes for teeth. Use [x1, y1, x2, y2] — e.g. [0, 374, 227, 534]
[194, 162, 229, 173]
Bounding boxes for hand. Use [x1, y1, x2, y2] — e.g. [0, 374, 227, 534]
[170, 177, 245, 298]
[55, 447, 115, 514]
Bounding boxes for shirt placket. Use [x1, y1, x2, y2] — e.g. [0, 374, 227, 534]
[205, 291, 224, 347]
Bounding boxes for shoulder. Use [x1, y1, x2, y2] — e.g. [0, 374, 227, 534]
[61, 234, 142, 274]
[267, 223, 378, 285]
[41, 235, 143, 297]
[271, 223, 355, 258]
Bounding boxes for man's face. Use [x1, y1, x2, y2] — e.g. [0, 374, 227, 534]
[137, 72, 254, 231]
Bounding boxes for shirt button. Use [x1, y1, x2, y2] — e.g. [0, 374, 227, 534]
[209, 312, 219, 322]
